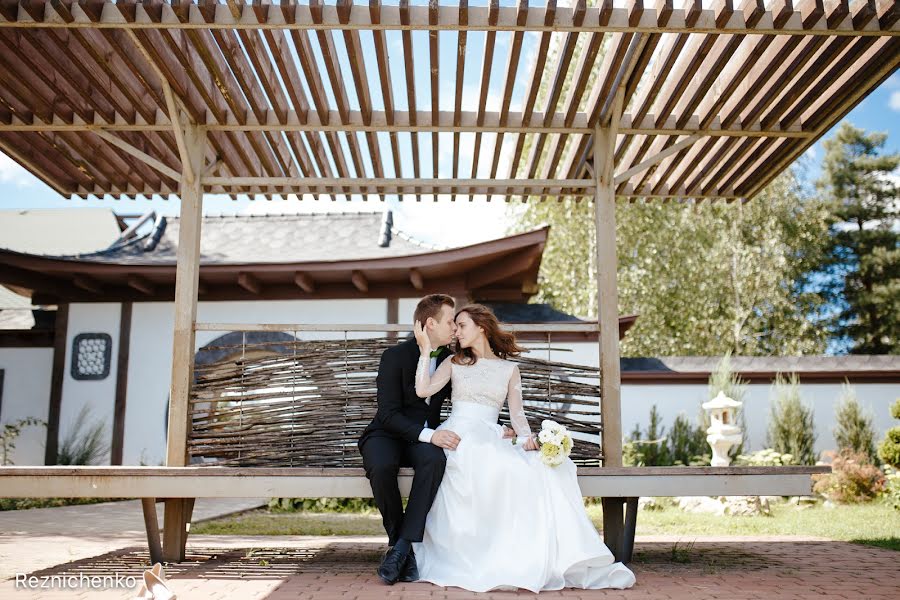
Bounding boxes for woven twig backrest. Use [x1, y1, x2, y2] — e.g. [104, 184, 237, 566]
[189, 337, 603, 466]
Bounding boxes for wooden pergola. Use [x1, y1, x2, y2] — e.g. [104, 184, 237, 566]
[0, 0, 896, 560]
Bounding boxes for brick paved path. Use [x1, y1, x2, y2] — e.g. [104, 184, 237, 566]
[2, 534, 897, 599]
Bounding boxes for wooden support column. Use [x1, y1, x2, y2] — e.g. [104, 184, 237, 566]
[44, 303, 68, 465]
[111, 302, 132, 465]
[595, 93, 627, 561]
[386, 298, 399, 340]
[163, 121, 205, 563]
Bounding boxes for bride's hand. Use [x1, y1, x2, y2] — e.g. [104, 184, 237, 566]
[522, 435, 540, 451]
[413, 319, 432, 353]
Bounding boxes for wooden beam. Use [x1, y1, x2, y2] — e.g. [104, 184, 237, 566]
[111, 302, 132, 465]
[44, 304, 68, 465]
[386, 296, 399, 340]
[293, 272, 315, 293]
[351, 270, 369, 293]
[72, 274, 102, 294]
[126, 274, 155, 296]
[409, 268, 424, 291]
[93, 129, 181, 181]
[0, 3, 894, 36]
[614, 134, 700, 184]
[237, 272, 262, 295]
[594, 92, 624, 468]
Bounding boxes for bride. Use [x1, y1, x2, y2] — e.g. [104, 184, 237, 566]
[411, 304, 635, 593]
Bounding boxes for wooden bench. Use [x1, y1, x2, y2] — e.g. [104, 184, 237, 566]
[0, 464, 829, 565]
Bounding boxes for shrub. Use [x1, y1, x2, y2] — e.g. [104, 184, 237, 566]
[668, 412, 708, 466]
[57, 406, 110, 466]
[878, 427, 900, 468]
[882, 466, 900, 511]
[892, 398, 900, 420]
[812, 450, 885, 504]
[767, 373, 817, 465]
[735, 448, 796, 466]
[0, 417, 45, 466]
[268, 497, 377, 513]
[625, 405, 671, 466]
[833, 382, 878, 463]
[706, 352, 748, 459]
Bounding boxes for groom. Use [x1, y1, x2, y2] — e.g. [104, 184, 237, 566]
[358, 294, 460, 585]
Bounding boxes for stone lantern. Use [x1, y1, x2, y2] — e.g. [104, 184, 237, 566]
[702, 391, 743, 467]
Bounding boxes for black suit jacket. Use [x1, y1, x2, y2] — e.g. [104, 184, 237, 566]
[359, 338, 452, 448]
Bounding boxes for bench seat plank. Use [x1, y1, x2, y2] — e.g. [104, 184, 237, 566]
[0, 466, 829, 498]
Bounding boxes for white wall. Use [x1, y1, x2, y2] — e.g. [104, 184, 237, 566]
[58, 303, 122, 465]
[0, 348, 53, 465]
[524, 341, 899, 456]
[123, 299, 389, 466]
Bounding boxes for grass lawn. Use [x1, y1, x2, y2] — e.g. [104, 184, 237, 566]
[193, 499, 899, 551]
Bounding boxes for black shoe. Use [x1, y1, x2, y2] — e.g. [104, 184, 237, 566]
[398, 549, 419, 583]
[377, 544, 409, 585]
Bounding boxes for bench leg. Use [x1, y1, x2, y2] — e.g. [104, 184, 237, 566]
[601, 497, 625, 561]
[141, 498, 163, 565]
[162, 498, 195, 562]
[622, 497, 639, 564]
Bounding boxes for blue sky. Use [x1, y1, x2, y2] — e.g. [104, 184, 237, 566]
[1, 20, 898, 247]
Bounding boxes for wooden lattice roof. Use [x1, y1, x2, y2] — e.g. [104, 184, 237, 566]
[0, 0, 897, 202]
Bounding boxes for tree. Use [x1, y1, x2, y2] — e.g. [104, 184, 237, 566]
[512, 170, 831, 356]
[816, 123, 899, 354]
[833, 382, 878, 463]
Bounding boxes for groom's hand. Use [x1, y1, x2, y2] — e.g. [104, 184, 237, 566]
[431, 430, 461, 450]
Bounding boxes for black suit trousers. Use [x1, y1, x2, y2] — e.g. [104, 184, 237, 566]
[359, 435, 446, 546]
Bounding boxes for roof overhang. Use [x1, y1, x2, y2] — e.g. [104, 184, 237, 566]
[0, 226, 549, 304]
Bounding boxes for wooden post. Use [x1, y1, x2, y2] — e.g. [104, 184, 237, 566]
[386, 298, 398, 339]
[163, 122, 205, 562]
[595, 93, 626, 560]
[44, 303, 68, 465]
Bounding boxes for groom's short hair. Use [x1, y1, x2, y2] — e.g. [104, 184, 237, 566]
[414, 294, 455, 327]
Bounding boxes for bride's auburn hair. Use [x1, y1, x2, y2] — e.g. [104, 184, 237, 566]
[452, 304, 525, 365]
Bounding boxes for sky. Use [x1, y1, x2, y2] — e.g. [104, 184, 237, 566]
[1, 9, 898, 248]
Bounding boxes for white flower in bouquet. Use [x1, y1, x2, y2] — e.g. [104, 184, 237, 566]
[536, 420, 574, 467]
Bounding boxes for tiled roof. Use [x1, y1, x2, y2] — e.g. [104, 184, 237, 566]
[67, 211, 437, 265]
[484, 302, 586, 323]
[621, 355, 900, 374]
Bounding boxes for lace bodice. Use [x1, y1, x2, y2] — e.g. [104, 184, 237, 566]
[415, 354, 532, 439]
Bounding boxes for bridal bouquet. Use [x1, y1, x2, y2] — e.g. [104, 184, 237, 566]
[536, 420, 573, 467]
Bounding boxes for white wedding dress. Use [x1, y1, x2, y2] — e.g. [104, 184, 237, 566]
[412, 355, 636, 593]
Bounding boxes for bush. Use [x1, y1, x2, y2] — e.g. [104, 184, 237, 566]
[812, 451, 885, 504]
[833, 383, 878, 463]
[892, 398, 900, 420]
[667, 413, 708, 466]
[625, 405, 671, 466]
[1, 417, 45, 466]
[268, 497, 377, 513]
[735, 448, 796, 466]
[767, 373, 817, 465]
[57, 406, 110, 466]
[882, 466, 900, 511]
[878, 428, 900, 468]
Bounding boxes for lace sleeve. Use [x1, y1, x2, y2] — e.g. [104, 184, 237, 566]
[507, 364, 531, 439]
[415, 355, 452, 398]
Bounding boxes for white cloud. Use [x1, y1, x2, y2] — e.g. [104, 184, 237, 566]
[889, 90, 900, 112]
[0, 152, 35, 188]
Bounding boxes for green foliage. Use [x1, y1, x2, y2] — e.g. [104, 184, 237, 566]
[767, 374, 817, 465]
[0, 417, 45, 466]
[882, 466, 900, 511]
[816, 123, 899, 354]
[891, 398, 900, 420]
[813, 451, 885, 504]
[267, 497, 377, 513]
[624, 405, 670, 466]
[878, 428, 900, 469]
[511, 171, 831, 356]
[735, 448, 796, 466]
[667, 413, 708, 466]
[57, 406, 110, 466]
[833, 383, 878, 463]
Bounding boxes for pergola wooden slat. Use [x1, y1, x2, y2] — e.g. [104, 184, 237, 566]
[0, 0, 896, 564]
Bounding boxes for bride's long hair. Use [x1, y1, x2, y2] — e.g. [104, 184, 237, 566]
[451, 304, 525, 365]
